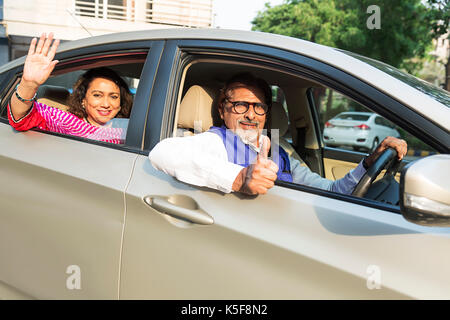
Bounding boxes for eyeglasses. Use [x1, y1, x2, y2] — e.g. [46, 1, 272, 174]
[224, 98, 269, 115]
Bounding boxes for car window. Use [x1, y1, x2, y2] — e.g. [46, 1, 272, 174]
[341, 50, 450, 106]
[381, 118, 392, 128]
[1, 53, 147, 146]
[44, 72, 140, 97]
[170, 53, 439, 209]
[384, 119, 392, 128]
[374, 116, 382, 125]
[173, 58, 320, 170]
[314, 87, 438, 159]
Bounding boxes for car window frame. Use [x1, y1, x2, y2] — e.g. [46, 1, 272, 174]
[144, 39, 449, 215]
[375, 116, 383, 126]
[0, 40, 164, 155]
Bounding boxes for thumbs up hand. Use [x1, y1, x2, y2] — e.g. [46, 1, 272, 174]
[257, 135, 279, 171]
[232, 135, 279, 195]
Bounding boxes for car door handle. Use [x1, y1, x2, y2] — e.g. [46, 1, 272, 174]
[143, 195, 214, 225]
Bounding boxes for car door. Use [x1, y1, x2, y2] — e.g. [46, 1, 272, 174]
[120, 40, 450, 299]
[0, 41, 162, 299]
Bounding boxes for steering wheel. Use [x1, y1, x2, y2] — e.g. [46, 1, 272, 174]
[352, 148, 400, 199]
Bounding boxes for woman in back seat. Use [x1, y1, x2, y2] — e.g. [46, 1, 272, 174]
[8, 32, 132, 144]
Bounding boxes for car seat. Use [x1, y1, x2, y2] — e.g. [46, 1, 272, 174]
[176, 85, 217, 136]
[36, 85, 71, 112]
[270, 101, 306, 165]
[177, 85, 305, 165]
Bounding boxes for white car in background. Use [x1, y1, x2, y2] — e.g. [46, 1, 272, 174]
[323, 112, 400, 152]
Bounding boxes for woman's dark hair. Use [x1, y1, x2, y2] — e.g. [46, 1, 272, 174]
[67, 67, 133, 119]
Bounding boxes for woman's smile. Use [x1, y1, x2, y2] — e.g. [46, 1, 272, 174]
[97, 109, 112, 117]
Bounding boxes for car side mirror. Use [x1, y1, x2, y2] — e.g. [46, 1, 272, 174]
[400, 154, 450, 227]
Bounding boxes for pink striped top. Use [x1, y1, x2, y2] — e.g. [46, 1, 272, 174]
[8, 101, 126, 144]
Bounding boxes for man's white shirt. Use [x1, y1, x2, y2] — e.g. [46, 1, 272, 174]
[149, 131, 367, 194]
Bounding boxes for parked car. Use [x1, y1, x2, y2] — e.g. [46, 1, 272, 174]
[0, 29, 449, 300]
[323, 112, 401, 151]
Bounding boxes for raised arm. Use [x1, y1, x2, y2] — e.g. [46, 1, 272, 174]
[10, 33, 60, 120]
[232, 135, 279, 195]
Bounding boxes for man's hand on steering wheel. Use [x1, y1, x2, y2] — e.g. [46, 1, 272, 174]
[352, 137, 407, 198]
[364, 136, 408, 168]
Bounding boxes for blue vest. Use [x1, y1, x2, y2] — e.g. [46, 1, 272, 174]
[208, 125, 293, 182]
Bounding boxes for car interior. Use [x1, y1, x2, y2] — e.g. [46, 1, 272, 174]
[175, 59, 352, 173]
[36, 85, 71, 111]
[0, 53, 148, 134]
[173, 58, 406, 205]
[175, 60, 320, 167]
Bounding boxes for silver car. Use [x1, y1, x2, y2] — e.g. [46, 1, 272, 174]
[0, 29, 449, 300]
[323, 112, 401, 152]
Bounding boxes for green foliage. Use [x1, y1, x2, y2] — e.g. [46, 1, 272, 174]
[397, 127, 436, 152]
[252, 0, 434, 72]
[424, 0, 450, 38]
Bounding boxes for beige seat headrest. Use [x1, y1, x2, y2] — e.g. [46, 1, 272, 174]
[270, 101, 306, 165]
[36, 85, 71, 111]
[271, 101, 288, 137]
[178, 85, 216, 133]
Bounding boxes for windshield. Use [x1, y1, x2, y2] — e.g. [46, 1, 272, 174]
[340, 50, 450, 107]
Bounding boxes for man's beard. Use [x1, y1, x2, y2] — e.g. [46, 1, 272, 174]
[234, 119, 260, 147]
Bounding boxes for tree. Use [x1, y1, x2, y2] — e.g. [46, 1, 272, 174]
[252, 0, 439, 123]
[424, 0, 450, 90]
[252, 0, 433, 73]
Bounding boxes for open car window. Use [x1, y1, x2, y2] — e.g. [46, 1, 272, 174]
[0, 51, 148, 146]
[314, 88, 439, 160]
[169, 50, 442, 210]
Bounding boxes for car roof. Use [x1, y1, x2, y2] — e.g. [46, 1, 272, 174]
[1, 28, 448, 129]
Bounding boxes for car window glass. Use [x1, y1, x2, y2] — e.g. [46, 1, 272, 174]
[271, 85, 292, 141]
[44, 72, 139, 99]
[341, 50, 450, 106]
[2, 57, 146, 146]
[374, 117, 383, 125]
[39, 67, 140, 143]
[382, 118, 391, 128]
[174, 57, 437, 205]
[313, 87, 438, 160]
[386, 119, 395, 128]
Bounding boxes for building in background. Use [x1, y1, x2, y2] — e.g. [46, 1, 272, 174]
[418, 34, 449, 89]
[429, 33, 450, 91]
[0, 0, 213, 64]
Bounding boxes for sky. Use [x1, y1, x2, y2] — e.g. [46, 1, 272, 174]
[212, 0, 285, 31]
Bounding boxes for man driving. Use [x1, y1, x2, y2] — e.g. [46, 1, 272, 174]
[149, 73, 407, 195]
